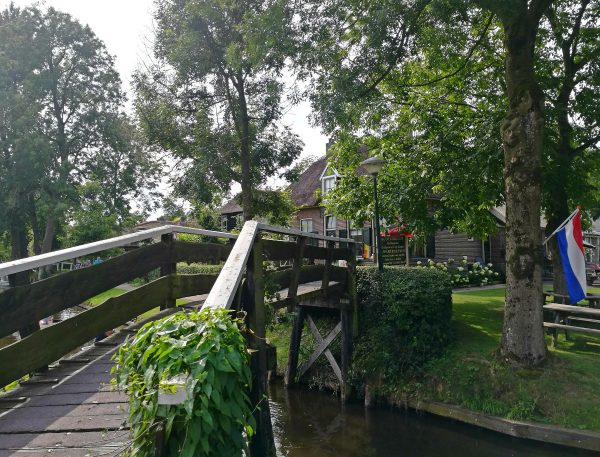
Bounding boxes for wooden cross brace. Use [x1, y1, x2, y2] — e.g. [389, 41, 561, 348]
[298, 315, 342, 382]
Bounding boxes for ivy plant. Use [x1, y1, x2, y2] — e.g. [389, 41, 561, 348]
[113, 308, 255, 456]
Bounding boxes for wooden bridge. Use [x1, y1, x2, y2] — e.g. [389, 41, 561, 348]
[0, 221, 356, 456]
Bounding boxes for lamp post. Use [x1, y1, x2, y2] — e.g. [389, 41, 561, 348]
[360, 156, 387, 271]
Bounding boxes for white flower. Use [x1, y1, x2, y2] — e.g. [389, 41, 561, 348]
[473, 262, 480, 268]
[417, 261, 422, 266]
[458, 267, 464, 272]
[494, 272, 499, 276]
[487, 263, 493, 267]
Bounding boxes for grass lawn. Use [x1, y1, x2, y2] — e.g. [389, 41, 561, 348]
[86, 288, 190, 320]
[405, 286, 600, 431]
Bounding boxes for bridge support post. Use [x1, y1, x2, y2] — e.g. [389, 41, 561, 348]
[160, 233, 176, 310]
[245, 237, 276, 457]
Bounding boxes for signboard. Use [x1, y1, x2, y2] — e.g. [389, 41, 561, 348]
[380, 236, 407, 266]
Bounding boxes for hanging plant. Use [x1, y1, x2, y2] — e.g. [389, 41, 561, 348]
[113, 308, 255, 456]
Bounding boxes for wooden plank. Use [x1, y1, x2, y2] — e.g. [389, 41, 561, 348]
[0, 225, 236, 278]
[543, 322, 600, 336]
[0, 276, 172, 387]
[298, 316, 342, 381]
[271, 283, 345, 310]
[262, 239, 350, 261]
[544, 303, 600, 316]
[257, 223, 354, 244]
[284, 306, 306, 387]
[173, 240, 232, 264]
[286, 237, 306, 312]
[0, 242, 170, 339]
[321, 241, 335, 290]
[172, 274, 218, 299]
[245, 238, 276, 457]
[160, 234, 177, 310]
[204, 221, 259, 310]
[340, 303, 353, 402]
[268, 265, 347, 292]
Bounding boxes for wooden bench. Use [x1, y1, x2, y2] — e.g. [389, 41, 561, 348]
[543, 303, 600, 346]
[543, 291, 600, 308]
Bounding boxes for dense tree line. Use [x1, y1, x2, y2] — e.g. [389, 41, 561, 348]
[0, 5, 161, 264]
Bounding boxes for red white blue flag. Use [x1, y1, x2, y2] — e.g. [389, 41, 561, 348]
[556, 209, 586, 303]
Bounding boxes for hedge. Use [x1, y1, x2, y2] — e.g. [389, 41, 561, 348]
[353, 266, 453, 383]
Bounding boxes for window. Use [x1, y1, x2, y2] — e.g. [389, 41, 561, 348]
[220, 215, 228, 231]
[300, 219, 313, 233]
[322, 176, 336, 196]
[235, 214, 244, 228]
[325, 215, 336, 238]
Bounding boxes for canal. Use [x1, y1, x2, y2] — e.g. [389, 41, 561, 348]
[269, 383, 598, 457]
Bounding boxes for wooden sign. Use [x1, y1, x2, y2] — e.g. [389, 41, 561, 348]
[380, 236, 407, 266]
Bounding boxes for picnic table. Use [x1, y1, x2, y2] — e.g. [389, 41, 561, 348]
[543, 303, 600, 346]
[543, 291, 600, 308]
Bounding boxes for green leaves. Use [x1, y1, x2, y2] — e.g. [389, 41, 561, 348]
[113, 308, 255, 457]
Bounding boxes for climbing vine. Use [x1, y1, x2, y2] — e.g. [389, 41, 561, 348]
[113, 308, 255, 456]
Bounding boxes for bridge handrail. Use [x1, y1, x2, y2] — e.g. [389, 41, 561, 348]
[256, 223, 356, 244]
[204, 221, 260, 310]
[0, 225, 237, 277]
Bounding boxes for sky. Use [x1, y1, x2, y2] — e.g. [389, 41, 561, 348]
[1, 0, 329, 205]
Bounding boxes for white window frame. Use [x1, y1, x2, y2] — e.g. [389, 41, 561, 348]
[220, 215, 228, 231]
[300, 218, 313, 233]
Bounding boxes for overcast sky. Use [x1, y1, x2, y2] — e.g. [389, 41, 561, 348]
[1, 0, 328, 160]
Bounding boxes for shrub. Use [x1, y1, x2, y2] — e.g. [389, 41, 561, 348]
[353, 267, 453, 384]
[176, 263, 223, 275]
[416, 257, 501, 287]
[113, 308, 255, 457]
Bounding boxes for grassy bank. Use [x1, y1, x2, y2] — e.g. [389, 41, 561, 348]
[389, 287, 600, 431]
[267, 287, 600, 431]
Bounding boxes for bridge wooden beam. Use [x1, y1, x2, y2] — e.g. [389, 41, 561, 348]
[245, 236, 276, 457]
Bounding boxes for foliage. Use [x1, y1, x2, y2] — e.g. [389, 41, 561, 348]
[352, 266, 453, 386]
[113, 308, 255, 457]
[176, 263, 223, 275]
[136, 0, 303, 219]
[416, 257, 500, 287]
[0, 4, 161, 258]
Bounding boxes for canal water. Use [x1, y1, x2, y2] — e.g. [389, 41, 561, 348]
[269, 383, 598, 457]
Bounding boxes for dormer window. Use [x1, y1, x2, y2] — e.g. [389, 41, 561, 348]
[322, 175, 336, 196]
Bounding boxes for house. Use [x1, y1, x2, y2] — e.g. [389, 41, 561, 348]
[219, 155, 375, 258]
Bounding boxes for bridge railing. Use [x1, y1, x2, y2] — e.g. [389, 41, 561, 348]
[0, 220, 356, 457]
[0, 225, 236, 387]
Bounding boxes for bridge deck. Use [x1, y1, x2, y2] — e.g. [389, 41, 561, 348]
[0, 330, 130, 456]
[0, 281, 337, 456]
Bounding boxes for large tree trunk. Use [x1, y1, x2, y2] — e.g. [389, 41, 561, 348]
[41, 218, 57, 254]
[499, 14, 547, 366]
[235, 78, 255, 221]
[9, 224, 30, 286]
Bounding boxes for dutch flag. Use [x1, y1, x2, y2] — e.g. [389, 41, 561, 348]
[556, 209, 587, 303]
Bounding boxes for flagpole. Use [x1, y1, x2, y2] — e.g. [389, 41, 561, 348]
[542, 207, 580, 246]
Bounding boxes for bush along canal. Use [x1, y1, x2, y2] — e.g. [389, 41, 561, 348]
[267, 267, 600, 455]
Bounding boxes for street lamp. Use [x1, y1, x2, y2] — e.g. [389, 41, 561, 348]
[360, 156, 387, 270]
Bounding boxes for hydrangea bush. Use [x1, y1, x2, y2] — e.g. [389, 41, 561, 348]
[416, 256, 500, 287]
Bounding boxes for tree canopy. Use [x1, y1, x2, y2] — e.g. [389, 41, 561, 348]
[136, 0, 303, 220]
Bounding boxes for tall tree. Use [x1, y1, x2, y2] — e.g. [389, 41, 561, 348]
[33, 7, 125, 253]
[136, 0, 303, 220]
[539, 0, 600, 297]
[296, 0, 565, 366]
[0, 5, 49, 263]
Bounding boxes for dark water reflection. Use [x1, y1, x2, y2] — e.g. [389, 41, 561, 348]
[269, 384, 598, 457]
